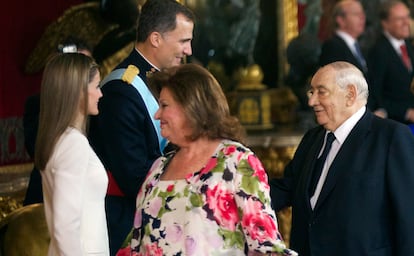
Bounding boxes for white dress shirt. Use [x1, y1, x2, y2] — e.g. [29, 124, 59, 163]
[384, 31, 406, 56]
[310, 106, 366, 209]
[336, 30, 359, 57]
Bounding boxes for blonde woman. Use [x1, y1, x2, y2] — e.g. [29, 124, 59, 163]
[35, 53, 109, 255]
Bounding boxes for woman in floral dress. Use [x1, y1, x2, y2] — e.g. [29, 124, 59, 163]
[118, 63, 297, 256]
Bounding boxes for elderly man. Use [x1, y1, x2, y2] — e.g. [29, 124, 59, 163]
[270, 61, 414, 256]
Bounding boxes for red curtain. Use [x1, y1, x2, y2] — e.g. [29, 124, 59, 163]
[297, 1, 334, 42]
[0, 0, 319, 166]
[0, 0, 83, 165]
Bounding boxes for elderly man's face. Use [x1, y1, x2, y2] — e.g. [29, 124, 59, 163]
[307, 66, 350, 131]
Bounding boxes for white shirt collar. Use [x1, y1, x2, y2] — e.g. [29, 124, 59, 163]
[336, 30, 357, 54]
[330, 106, 365, 146]
[135, 48, 160, 71]
[383, 31, 405, 54]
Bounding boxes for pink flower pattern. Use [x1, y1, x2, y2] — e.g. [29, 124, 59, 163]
[248, 154, 270, 189]
[242, 198, 277, 243]
[206, 183, 239, 231]
[120, 140, 297, 256]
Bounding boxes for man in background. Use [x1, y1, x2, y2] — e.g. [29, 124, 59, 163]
[319, 0, 367, 75]
[368, 0, 414, 123]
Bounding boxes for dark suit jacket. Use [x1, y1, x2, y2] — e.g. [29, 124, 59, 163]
[88, 49, 162, 254]
[270, 110, 414, 256]
[319, 34, 367, 75]
[22, 94, 43, 206]
[367, 34, 414, 123]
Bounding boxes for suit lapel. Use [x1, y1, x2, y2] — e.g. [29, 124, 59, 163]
[304, 128, 326, 212]
[383, 36, 412, 73]
[404, 39, 414, 74]
[335, 35, 365, 72]
[313, 111, 372, 211]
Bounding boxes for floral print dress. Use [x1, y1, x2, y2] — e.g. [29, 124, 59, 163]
[127, 140, 297, 256]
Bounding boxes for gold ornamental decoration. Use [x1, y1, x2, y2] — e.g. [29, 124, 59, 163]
[228, 64, 273, 130]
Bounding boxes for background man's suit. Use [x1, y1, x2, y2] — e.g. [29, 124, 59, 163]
[319, 34, 367, 75]
[368, 34, 414, 122]
[270, 110, 414, 256]
[22, 94, 43, 205]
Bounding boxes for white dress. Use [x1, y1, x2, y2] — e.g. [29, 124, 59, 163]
[41, 127, 109, 256]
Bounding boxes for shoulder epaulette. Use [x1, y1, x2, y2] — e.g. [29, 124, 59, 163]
[121, 65, 140, 85]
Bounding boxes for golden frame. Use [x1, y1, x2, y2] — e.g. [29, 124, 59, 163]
[0, 162, 32, 221]
[277, 0, 299, 85]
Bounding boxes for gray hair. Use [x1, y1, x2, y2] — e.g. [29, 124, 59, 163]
[330, 61, 369, 101]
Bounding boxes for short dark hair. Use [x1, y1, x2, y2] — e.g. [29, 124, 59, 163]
[136, 0, 195, 42]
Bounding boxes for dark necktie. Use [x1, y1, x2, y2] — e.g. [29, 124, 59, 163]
[354, 42, 367, 71]
[400, 44, 412, 70]
[310, 132, 336, 196]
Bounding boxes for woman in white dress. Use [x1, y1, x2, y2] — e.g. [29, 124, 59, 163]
[34, 53, 109, 256]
